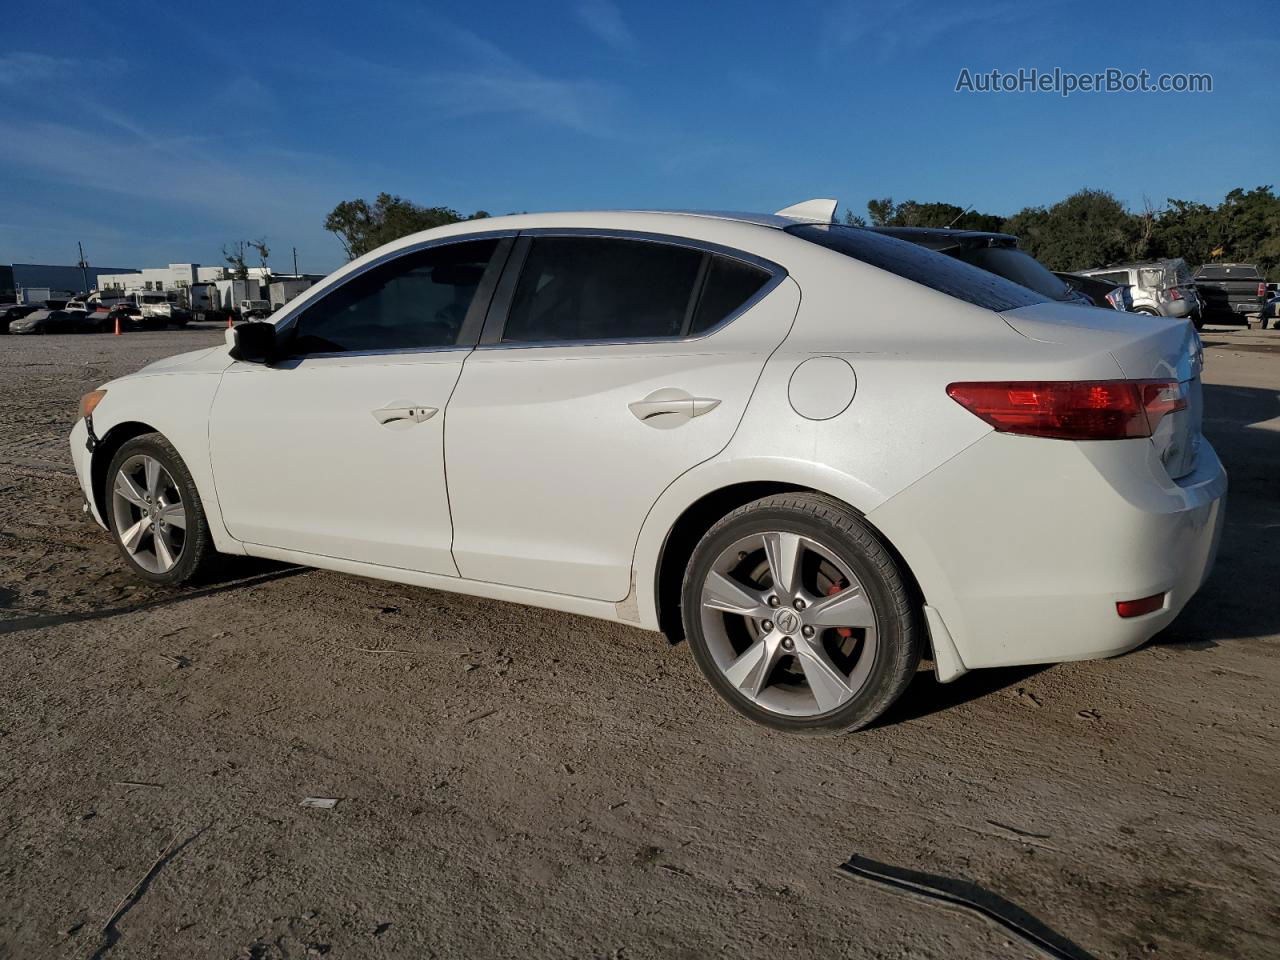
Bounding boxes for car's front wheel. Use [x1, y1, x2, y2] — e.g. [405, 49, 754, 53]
[681, 493, 921, 734]
[106, 433, 217, 586]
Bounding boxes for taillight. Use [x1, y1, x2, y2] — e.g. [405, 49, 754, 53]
[1168, 286, 1183, 301]
[1117, 593, 1165, 618]
[1259, 282, 1268, 298]
[946, 380, 1187, 440]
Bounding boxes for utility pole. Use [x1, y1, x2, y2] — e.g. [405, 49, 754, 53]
[292, 246, 298, 276]
[77, 241, 89, 293]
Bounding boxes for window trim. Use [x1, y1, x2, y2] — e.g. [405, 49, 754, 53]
[476, 228, 787, 350]
[272, 231, 518, 360]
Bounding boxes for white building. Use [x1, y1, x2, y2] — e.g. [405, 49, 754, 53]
[97, 263, 272, 296]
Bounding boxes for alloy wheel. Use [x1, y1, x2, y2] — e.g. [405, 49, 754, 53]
[698, 531, 879, 717]
[110, 454, 187, 574]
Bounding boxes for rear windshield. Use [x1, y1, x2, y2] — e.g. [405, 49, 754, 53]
[785, 224, 1050, 312]
[1195, 264, 1261, 280]
[946, 246, 1072, 300]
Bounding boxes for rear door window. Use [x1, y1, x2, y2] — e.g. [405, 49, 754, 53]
[786, 225, 1049, 311]
[500, 237, 774, 343]
[689, 255, 772, 335]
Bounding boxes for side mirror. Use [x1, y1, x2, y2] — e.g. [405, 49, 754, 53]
[229, 321, 279, 363]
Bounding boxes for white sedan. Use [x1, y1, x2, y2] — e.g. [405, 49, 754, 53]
[69, 200, 1226, 733]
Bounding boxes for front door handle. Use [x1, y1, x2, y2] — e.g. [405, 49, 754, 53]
[628, 389, 720, 429]
[372, 404, 438, 427]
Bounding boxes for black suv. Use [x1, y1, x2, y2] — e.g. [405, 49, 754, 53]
[871, 227, 1113, 308]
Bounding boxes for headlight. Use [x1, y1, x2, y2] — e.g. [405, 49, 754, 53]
[79, 389, 107, 420]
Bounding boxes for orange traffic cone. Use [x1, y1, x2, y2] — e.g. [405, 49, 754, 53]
[227, 314, 233, 329]
[114, 316, 121, 336]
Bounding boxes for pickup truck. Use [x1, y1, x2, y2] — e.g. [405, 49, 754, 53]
[1194, 263, 1267, 326]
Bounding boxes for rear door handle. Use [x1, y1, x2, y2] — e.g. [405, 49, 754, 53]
[372, 405, 438, 426]
[628, 389, 720, 428]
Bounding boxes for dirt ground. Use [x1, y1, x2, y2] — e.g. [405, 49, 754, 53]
[1, 322, 1277, 960]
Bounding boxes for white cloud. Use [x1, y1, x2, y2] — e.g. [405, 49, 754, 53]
[0, 115, 354, 246]
[822, 0, 1035, 61]
[0, 51, 124, 86]
[315, 24, 620, 137]
[575, 0, 637, 53]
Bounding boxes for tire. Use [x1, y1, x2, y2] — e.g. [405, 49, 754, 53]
[1134, 307, 1161, 317]
[105, 433, 218, 586]
[681, 493, 921, 734]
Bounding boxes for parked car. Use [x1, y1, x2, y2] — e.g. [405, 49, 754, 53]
[1079, 260, 1201, 325]
[238, 299, 273, 320]
[108, 303, 145, 331]
[65, 299, 89, 314]
[0, 303, 40, 334]
[1262, 284, 1280, 328]
[870, 227, 1094, 306]
[1055, 272, 1134, 311]
[1193, 263, 1268, 327]
[84, 307, 115, 332]
[9, 308, 77, 334]
[70, 203, 1225, 734]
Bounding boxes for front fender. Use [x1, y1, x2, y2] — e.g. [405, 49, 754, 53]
[87, 370, 245, 555]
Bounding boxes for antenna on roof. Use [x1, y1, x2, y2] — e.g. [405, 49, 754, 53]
[945, 205, 974, 229]
[774, 198, 838, 223]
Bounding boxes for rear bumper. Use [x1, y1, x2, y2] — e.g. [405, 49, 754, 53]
[868, 432, 1226, 670]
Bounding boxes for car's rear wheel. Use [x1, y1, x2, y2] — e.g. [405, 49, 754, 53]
[107, 433, 217, 586]
[681, 493, 921, 734]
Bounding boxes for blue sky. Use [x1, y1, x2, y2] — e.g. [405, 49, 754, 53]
[1, 0, 1274, 274]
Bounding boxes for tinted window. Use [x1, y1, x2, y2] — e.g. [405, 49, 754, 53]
[947, 246, 1072, 301]
[690, 256, 771, 334]
[291, 239, 497, 354]
[1094, 271, 1130, 286]
[1195, 264, 1261, 280]
[786, 225, 1049, 311]
[502, 237, 703, 342]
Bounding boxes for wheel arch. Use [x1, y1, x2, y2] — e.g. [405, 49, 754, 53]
[90, 420, 159, 528]
[650, 480, 925, 645]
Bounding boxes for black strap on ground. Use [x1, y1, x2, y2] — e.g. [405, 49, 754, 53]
[836, 854, 1099, 960]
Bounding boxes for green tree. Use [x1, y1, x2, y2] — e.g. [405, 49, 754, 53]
[324, 193, 490, 260]
[1002, 189, 1140, 271]
[866, 197, 896, 227]
[858, 198, 1004, 231]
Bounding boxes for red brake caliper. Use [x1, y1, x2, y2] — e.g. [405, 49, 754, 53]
[827, 582, 853, 639]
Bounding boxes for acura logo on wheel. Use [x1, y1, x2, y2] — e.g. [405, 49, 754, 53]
[775, 608, 801, 634]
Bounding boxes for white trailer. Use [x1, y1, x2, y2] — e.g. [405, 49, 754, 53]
[267, 277, 314, 309]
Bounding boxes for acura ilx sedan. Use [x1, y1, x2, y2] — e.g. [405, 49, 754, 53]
[69, 200, 1226, 733]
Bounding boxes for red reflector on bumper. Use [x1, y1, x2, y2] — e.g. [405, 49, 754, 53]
[1116, 594, 1165, 618]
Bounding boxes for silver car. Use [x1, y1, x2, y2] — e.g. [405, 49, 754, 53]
[1078, 259, 1201, 324]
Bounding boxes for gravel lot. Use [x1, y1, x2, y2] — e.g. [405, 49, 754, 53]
[1, 323, 1277, 960]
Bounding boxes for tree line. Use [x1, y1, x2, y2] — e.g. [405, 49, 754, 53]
[845, 186, 1280, 278]
[322, 186, 1280, 279]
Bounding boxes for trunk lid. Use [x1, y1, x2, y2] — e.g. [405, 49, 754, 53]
[998, 302, 1203, 479]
